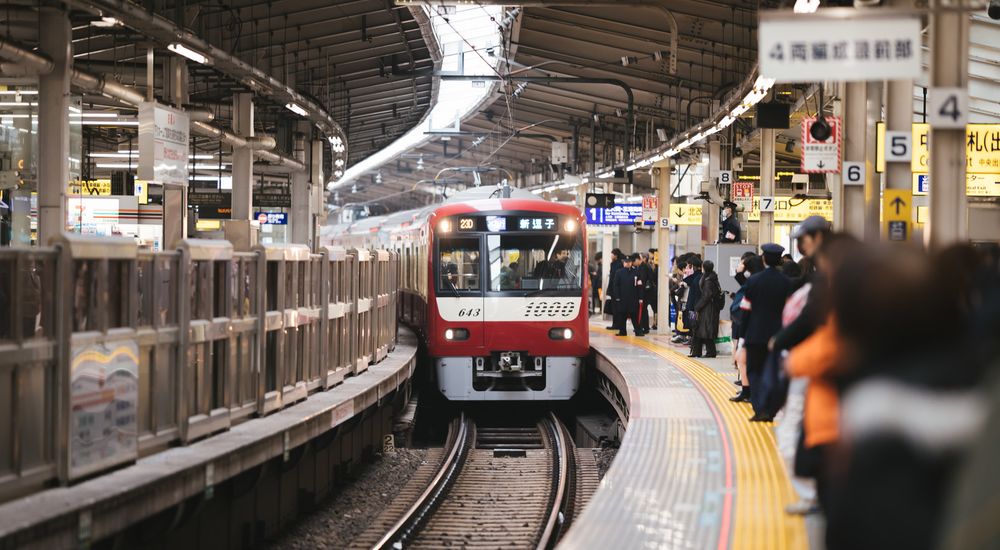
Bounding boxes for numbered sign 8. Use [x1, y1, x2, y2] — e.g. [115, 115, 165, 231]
[718, 170, 733, 185]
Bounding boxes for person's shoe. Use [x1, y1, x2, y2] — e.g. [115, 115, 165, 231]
[606, 325, 617, 330]
[734, 379, 743, 386]
[652, 325, 658, 330]
[785, 500, 821, 516]
[749, 412, 774, 422]
[671, 335, 684, 343]
[687, 352, 702, 358]
[704, 353, 717, 358]
[617, 331, 627, 336]
[634, 332, 646, 337]
[729, 388, 751, 402]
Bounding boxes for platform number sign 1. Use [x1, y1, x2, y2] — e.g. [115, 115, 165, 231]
[884, 131, 912, 162]
[843, 162, 865, 186]
[928, 88, 969, 129]
[718, 170, 733, 185]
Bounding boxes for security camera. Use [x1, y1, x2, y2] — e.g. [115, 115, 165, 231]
[733, 146, 743, 158]
[989, 0, 1000, 19]
[810, 115, 832, 141]
[651, 167, 661, 176]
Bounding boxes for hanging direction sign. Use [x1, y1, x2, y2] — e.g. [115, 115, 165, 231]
[667, 204, 703, 226]
[759, 11, 922, 82]
[138, 102, 189, 186]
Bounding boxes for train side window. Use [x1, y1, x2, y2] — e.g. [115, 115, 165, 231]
[437, 237, 480, 292]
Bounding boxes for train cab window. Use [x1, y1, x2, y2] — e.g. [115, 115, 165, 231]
[437, 237, 480, 293]
[487, 234, 582, 292]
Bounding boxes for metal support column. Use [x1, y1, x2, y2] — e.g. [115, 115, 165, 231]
[232, 93, 254, 221]
[310, 139, 325, 248]
[927, 2, 969, 248]
[705, 140, 721, 243]
[37, 7, 71, 245]
[842, 82, 867, 236]
[655, 159, 671, 333]
[885, 64, 913, 240]
[290, 122, 310, 245]
[758, 128, 776, 246]
[864, 82, 883, 242]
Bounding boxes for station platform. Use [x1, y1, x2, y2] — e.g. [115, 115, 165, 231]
[0, 329, 417, 549]
[561, 324, 812, 550]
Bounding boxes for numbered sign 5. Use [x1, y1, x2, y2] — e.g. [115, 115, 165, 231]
[718, 170, 733, 185]
[843, 162, 866, 186]
[928, 87, 968, 130]
[884, 131, 912, 162]
[760, 196, 776, 213]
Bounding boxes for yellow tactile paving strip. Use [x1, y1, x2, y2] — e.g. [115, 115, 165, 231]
[623, 334, 809, 550]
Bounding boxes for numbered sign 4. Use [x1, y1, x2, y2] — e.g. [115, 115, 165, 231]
[843, 162, 866, 186]
[928, 88, 969, 130]
[884, 131, 912, 162]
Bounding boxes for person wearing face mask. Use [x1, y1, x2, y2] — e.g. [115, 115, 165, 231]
[720, 201, 742, 243]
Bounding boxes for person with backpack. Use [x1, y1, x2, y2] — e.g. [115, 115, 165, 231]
[690, 260, 723, 358]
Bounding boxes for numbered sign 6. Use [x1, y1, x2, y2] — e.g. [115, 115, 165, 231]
[928, 87, 968, 130]
[843, 162, 865, 186]
[884, 131, 912, 162]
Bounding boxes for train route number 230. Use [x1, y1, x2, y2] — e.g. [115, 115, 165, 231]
[457, 308, 481, 318]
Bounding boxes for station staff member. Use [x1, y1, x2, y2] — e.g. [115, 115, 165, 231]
[721, 201, 742, 243]
[737, 243, 791, 421]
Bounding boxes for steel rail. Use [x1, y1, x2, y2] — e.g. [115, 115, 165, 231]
[373, 413, 472, 549]
[537, 412, 574, 549]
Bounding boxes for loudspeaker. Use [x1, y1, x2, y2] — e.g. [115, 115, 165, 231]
[756, 102, 790, 129]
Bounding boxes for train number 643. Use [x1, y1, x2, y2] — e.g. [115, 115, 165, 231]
[457, 308, 481, 317]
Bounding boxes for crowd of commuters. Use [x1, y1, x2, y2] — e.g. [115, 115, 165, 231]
[714, 216, 1000, 550]
[595, 248, 660, 336]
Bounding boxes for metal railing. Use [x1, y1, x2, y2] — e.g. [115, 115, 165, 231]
[0, 235, 398, 503]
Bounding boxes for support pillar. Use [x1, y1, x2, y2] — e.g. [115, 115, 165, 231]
[705, 140, 721, 244]
[864, 82, 883, 242]
[162, 56, 189, 249]
[842, 82, 867, 236]
[655, 159, 671, 333]
[758, 128, 776, 246]
[926, 1, 969, 248]
[310, 139, 325, 248]
[232, 93, 254, 221]
[885, 56, 913, 240]
[290, 122, 310, 245]
[37, 7, 71, 246]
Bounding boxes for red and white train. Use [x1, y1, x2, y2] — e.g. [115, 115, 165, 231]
[322, 186, 589, 401]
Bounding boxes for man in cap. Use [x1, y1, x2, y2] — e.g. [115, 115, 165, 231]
[611, 254, 645, 336]
[720, 201, 742, 243]
[738, 243, 792, 421]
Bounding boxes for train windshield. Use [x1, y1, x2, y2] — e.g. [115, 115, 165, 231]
[437, 237, 481, 292]
[487, 233, 583, 293]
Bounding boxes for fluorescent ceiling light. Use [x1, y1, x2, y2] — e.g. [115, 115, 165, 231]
[74, 121, 139, 126]
[0, 90, 37, 95]
[167, 43, 209, 65]
[91, 16, 122, 27]
[793, 0, 821, 13]
[285, 103, 308, 117]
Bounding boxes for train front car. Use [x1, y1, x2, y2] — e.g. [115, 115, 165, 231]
[427, 194, 589, 400]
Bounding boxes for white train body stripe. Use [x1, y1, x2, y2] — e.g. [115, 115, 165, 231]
[436, 297, 582, 322]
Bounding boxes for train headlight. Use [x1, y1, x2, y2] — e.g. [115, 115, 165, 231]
[563, 219, 577, 233]
[444, 328, 469, 341]
[439, 219, 452, 233]
[549, 327, 573, 340]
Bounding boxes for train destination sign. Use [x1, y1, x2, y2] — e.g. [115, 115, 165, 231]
[456, 215, 558, 232]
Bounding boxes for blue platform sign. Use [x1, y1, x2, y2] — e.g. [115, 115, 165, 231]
[585, 203, 655, 226]
[915, 174, 929, 194]
[255, 211, 288, 225]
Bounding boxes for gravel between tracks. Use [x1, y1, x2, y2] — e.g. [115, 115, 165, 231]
[267, 448, 429, 550]
[592, 447, 618, 480]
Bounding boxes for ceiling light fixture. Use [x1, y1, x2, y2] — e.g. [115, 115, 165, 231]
[167, 43, 209, 65]
[284, 103, 308, 117]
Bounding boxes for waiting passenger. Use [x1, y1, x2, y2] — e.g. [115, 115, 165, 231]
[690, 260, 723, 358]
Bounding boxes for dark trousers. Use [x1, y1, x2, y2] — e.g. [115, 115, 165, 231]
[745, 344, 769, 413]
[614, 309, 640, 335]
[690, 337, 716, 357]
[638, 299, 649, 332]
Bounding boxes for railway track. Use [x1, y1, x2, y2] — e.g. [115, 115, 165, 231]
[356, 412, 590, 549]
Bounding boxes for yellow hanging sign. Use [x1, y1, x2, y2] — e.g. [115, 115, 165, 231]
[667, 204, 703, 226]
[746, 197, 833, 223]
[67, 179, 112, 196]
[877, 123, 1000, 174]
